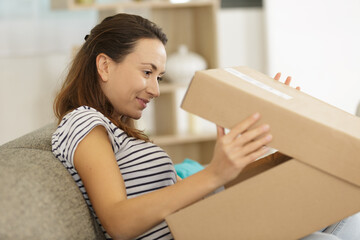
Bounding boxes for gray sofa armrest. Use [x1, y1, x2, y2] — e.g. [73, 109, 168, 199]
[0, 124, 105, 240]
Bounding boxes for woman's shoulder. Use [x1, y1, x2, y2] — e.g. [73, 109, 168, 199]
[57, 106, 115, 131]
[65, 106, 107, 122]
[52, 106, 125, 164]
[52, 106, 122, 148]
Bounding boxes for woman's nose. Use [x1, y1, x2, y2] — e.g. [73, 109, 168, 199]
[147, 77, 160, 98]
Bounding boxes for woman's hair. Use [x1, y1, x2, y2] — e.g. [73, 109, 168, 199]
[53, 13, 168, 141]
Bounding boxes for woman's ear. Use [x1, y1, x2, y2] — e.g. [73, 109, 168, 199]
[96, 53, 111, 82]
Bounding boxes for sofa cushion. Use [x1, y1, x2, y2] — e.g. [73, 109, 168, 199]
[0, 124, 105, 239]
[0, 123, 56, 151]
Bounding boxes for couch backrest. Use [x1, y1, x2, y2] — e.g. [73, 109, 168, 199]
[0, 124, 105, 240]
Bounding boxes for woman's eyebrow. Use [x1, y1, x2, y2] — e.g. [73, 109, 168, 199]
[141, 63, 165, 74]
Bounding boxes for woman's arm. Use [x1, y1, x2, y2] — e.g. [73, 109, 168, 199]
[74, 113, 272, 240]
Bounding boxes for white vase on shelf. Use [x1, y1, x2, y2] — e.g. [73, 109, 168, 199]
[165, 44, 207, 85]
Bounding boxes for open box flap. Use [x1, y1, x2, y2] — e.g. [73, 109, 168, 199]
[181, 66, 360, 187]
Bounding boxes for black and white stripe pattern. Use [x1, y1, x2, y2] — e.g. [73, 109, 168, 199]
[52, 106, 175, 240]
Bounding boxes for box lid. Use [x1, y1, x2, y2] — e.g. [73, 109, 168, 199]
[181, 66, 360, 186]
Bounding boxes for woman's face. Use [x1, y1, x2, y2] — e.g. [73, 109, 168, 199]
[98, 38, 166, 119]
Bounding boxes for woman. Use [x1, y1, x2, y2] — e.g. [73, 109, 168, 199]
[51, 13, 356, 240]
[51, 13, 271, 239]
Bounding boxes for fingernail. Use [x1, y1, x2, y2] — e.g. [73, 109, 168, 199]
[266, 134, 273, 141]
[262, 146, 269, 151]
[253, 112, 260, 119]
[262, 124, 270, 131]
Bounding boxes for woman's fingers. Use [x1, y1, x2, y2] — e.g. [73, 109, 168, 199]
[285, 76, 292, 85]
[230, 134, 272, 167]
[274, 72, 281, 81]
[234, 124, 270, 147]
[225, 113, 260, 141]
[276, 73, 292, 86]
[230, 125, 272, 161]
[274, 72, 300, 90]
[209, 114, 273, 184]
[238, 133, 272, 156]
[284, 76, 301, 90]
[243, 145, 270, 163]
[216, 125, 225, 138]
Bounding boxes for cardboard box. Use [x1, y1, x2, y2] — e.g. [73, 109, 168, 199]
[165, 66, 360, 239]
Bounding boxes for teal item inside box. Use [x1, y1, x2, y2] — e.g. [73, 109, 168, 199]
[174, 158, 204, 179]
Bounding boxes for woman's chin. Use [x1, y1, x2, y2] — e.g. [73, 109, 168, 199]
[130, 112, 142, 120]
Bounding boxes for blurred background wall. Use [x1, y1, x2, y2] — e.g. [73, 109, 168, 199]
[0, 0, 97, 144]
[0, 0, 359, 145]
[264, 0, 360, 115]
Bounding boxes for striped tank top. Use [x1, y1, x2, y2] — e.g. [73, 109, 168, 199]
[52, 106, 176, 240]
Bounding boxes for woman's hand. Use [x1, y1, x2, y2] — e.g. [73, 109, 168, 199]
[273, 72, 301, 90]
[206, 113, 272, 185]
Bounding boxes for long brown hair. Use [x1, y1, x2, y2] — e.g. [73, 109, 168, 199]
[53, 13, 168, 141]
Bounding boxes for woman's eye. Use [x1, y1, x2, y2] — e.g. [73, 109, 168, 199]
[144, 71, 152, 77]
[157, 76, 163, 82]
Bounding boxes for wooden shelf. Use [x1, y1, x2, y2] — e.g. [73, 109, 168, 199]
[159, 82, 188, 93]
[52, 0, 217, 11]
[52, 0, 219, 68]
[152, 132, 216, 164]
[152, 132, 216, 146]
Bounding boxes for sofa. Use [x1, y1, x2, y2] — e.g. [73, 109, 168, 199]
[0, 124, 105, 240]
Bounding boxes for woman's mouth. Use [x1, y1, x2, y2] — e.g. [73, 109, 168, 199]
[136, 97, 149, 109]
